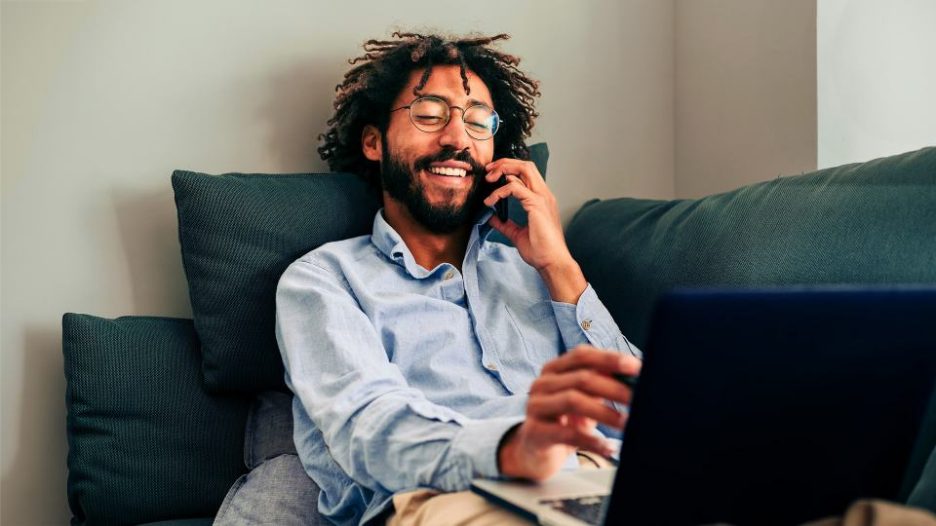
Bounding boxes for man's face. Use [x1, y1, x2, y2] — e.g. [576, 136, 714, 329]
[379, 65, 496, 233]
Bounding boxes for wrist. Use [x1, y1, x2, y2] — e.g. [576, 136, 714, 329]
[497, 423, 523, 478]
[539, 258, 587, 304]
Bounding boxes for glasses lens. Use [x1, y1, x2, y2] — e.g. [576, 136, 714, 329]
[464, 105, 499, 140]
[406, 97, 500, 140]
[409, 98, 449, 131]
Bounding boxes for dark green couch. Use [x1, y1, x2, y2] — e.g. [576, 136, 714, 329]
[63, 145, 936, 525]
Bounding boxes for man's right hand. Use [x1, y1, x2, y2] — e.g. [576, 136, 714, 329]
[498, 345, 641, 481]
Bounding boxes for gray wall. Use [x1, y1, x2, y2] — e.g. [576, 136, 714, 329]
[675, 0, 817, 198]
[1, 2, 675, 524]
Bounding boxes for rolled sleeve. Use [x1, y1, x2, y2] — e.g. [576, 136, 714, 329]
[551, 284, 642, 358]
[451, 416, 525, 480]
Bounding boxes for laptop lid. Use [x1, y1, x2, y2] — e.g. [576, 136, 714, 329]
[609, 286, 936, 525]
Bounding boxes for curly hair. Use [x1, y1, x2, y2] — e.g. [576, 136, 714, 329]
[318, 32, 541, 187]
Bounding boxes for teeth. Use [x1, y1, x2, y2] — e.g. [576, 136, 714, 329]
[428, 166, 468, 177]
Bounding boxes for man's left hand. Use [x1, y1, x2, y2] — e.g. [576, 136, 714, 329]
[483, 158, 587, 304]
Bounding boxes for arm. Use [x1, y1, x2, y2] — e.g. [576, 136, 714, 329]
[484, 159, 641, 358]
[483, 160, 643, 480]
[275, 259, 522, 493]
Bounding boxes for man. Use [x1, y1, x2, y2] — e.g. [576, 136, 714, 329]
[276, 32, 641, 526]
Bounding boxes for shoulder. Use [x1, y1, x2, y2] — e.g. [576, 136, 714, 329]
[278, 234, 378, 289]
[290, 235, 374, 270]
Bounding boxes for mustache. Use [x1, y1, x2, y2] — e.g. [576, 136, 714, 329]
[414, 148, 486, 176]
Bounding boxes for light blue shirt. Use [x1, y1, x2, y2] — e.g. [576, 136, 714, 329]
[275, 209, 639, 526]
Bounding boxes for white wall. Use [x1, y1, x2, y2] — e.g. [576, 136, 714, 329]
[1, 1, 675, 524]
[675, 0, 817, 198]
[818, 0, 936, 168]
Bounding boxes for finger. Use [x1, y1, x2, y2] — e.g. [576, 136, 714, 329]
[528, 390, 627, 429]
[531, 369, 633, 405]
[488, 166, 543, 195]
[482, 177, 538, 208]
[485, 159, 545, 192]
[530, 421, 616, 457]
[542, 346, 642, 377]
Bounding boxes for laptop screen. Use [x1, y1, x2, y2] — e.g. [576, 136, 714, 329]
[608, 287, 936, 525]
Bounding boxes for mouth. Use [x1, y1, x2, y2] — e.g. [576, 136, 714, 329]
[427, 165, 470, 178]
[415, 150, 482, 180]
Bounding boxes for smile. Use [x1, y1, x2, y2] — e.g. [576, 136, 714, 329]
[428, 166, 468, 177]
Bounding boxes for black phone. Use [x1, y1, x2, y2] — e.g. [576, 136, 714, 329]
[484, 175, 510, 222]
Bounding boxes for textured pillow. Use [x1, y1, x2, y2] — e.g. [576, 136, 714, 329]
[63, 314, 250, 526]
[566, 146, 936, 349]
[214, 455, 325, 526]
[244, 391, 298, 469]
[215, 392, 326, 526]
[173, 143, 549, 394]
[173, 171, 380, 394]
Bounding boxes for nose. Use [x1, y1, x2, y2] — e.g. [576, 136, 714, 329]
[438, 109, 472, 151]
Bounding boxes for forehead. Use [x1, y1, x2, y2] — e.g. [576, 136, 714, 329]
[395, 64, 494, 108]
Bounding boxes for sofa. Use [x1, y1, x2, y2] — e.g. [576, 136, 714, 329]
[62, 144, 936, 525]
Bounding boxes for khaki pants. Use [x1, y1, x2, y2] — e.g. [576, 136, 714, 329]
[805, 500, 936, 526]
[386, 452, 936, 526]
[386, 452, 611, 526]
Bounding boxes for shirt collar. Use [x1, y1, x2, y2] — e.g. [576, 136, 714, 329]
[370, 207, 498, 275]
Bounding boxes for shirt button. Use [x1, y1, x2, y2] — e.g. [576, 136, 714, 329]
[485, 362, 498, 371]
[443, 270, 455, 280]
[580, 320, 592, 331]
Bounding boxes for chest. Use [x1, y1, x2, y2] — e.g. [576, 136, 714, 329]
[348, 257, 563, 396]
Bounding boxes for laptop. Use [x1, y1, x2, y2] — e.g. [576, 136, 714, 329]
[471, 287, 936, 525]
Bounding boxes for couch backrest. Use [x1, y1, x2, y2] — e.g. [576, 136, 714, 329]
[567, 146, 936, 349]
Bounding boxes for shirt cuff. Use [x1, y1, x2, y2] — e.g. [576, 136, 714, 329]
[451, 415, 526, 480]
[551, 284, 637, 354]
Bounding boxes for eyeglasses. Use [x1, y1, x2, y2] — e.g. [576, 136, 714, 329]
[390, 95, 500, 141]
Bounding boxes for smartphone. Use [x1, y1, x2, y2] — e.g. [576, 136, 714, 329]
[483, 175, 510, 222]
[613, 373, 639, 388]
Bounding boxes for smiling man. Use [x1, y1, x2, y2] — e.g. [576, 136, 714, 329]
[275, 33, 642, 526]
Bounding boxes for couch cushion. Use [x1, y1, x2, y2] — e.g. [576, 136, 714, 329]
[244, 391, 298, 470]
[213, 392, 325, 525]
[214, 454, 326, 526]
[172, 143, 549, 394]
[566, 146, 936, 349]
[63, 314, 250, 526]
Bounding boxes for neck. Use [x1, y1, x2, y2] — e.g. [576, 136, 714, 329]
[382, 194, 472, 271]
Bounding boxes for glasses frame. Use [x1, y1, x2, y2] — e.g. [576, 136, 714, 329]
[390, 95, 500, 141]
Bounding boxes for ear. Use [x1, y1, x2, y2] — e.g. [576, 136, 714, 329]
[361, 125, 382, 162]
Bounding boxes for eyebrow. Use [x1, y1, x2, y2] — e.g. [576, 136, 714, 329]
[420, 92, 491, 108]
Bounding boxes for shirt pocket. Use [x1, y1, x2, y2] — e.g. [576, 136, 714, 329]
[503, 300, 563, 371]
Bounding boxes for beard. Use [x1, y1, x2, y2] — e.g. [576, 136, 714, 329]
[380, 143, 487, 234]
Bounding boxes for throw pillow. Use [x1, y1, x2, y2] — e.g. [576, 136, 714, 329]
[214, 455, 325, 526]
[244, 391, 298, 469]
[63, 314, 250, 525]
[214, 391, 326, 526]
